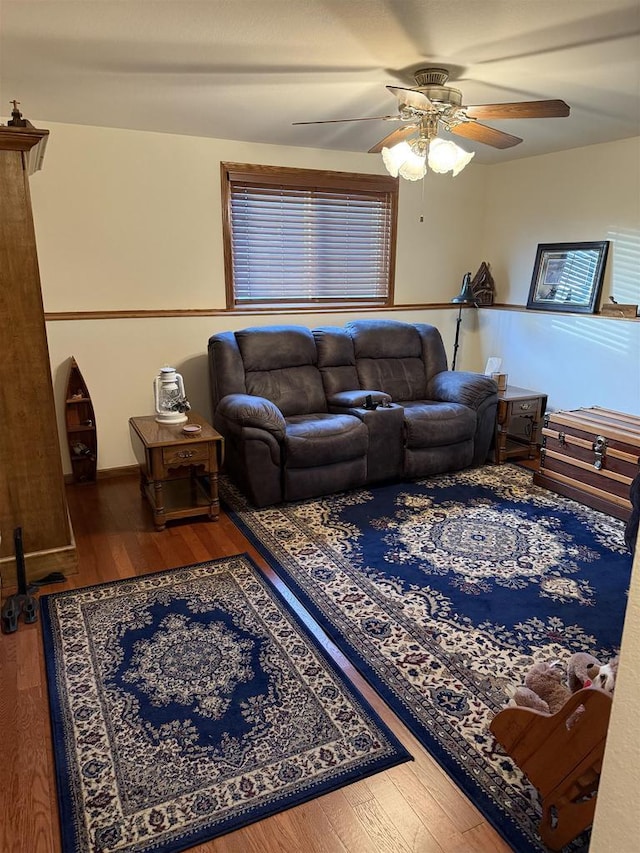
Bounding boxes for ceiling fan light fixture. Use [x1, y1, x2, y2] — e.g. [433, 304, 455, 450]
[428, 138, 475, 176]
[381, 142, 426, 181]
[382, 138, 474, 180]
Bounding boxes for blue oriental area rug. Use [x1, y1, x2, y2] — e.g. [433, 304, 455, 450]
[41, 556, 410, 853]
[223, 465, 632, 853]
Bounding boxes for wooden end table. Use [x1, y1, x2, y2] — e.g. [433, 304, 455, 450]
[494, 386, 547, 465]
[129, 412, 224, 530]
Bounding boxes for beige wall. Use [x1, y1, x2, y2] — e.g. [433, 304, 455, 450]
[29, 122, 640, 850]
[590, 545, 640, 853]
[32, 122, 488, 313]
[484, 138, 640, 306]
[31, 121, 487, 472]
[479, 137, 640, 416]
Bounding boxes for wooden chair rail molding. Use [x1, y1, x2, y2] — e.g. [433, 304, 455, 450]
[44, 303, 454, 320]
[43, 304, 639, 321]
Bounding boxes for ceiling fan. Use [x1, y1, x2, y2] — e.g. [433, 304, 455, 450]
[294, 67, 570, 175]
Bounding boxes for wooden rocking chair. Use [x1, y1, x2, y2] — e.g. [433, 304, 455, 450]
[490, 688, 613, 850]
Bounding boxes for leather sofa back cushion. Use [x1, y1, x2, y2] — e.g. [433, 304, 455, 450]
[236, 326, 317, 371]
[348, 319, 427, 401]
[356, 358, 427, 401]
[237, 326, 327, 416]
[348, 319, 422, 359]
[246, 365, 327, 417]
[313, 326, 359, 397]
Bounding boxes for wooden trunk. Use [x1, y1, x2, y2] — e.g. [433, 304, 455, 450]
[534, 407, 640, 521]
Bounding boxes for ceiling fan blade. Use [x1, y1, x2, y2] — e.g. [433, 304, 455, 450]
[465, 100, 570, 120]
[368, 125, 417, 154]
[451, 121, 522, 149]
[386, 85, 433, 111]
[293, 115, 400, 126]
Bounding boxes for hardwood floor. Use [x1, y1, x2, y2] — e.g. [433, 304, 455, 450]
[0, 474, 514, 853]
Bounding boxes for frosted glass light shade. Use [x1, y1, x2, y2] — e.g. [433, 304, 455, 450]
[382, 138, 474, 180]
[428, 138, 475, 176]
[381, 143, 427, 181]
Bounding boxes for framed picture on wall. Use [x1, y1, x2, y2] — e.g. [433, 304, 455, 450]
[526, 241, 610, 313]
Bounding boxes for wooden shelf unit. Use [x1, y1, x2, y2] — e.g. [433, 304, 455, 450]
[65, 358, 97, 483]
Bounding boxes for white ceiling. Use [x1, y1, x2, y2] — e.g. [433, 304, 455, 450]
[2, 0, 640, 164]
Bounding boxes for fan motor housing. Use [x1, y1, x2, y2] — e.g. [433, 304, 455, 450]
[413, 67, 450, 86]
[418, 85, 462, 108]
[412, 67, 462, 110]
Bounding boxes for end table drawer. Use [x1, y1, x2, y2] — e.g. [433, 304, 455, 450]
[162, 442, 210, 468]
[511, 399, 539, 415]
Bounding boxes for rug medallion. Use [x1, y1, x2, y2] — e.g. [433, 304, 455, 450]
[223, 465, 631, 852]
[41, 555, 410, 852]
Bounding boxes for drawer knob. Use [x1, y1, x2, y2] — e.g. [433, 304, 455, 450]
[177, 450, 194, 459]
[520, 402, 532, 411]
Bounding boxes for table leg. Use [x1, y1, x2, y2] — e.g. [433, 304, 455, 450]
[528, 416, 540, 459]
[153, 480, 166, 530]
[495, 422, 508, 464]
[208, 471, 220, 521]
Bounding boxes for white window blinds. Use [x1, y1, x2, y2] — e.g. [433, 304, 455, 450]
[222, 164, 398, 307]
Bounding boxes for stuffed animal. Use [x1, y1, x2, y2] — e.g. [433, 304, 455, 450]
[508, 661, 571, 715]
[567, 652, 619, 694]
[587, 656, 619, 694]
[506, 653, 619, 722]
[567, 651, 601, 692]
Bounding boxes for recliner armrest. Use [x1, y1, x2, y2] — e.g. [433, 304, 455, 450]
[215, 394, 286, 439]
[427, 371, 498, 409]
[327, 390, 392, 408]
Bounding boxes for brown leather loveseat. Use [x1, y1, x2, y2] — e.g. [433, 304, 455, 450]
[208, 319, 497, 506]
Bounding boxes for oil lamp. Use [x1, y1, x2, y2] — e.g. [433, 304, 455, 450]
[153, 367, 190, 424]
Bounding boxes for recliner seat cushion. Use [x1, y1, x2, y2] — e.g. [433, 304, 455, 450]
[284, 414, 368, 468]
[402, 401, 476, 448]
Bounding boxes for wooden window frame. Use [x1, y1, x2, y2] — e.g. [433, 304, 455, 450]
[221, 162, 398, 310]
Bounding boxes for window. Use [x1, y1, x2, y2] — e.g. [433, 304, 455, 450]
[221, 163, 398, 309]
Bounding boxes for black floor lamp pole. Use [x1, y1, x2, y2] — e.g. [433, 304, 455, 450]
[451, 272, 477, 371]
[451, 302, 463, 371]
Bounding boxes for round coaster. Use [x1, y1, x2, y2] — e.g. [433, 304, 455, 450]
[182, 424, 202, 436]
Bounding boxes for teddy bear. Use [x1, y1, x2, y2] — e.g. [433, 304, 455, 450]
[508, 660, 571, 715]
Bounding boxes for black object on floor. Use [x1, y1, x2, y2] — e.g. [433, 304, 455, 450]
[28, 571, 67, 588]
[1, 527, 39, 634]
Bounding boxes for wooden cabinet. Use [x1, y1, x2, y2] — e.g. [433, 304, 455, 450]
[129, 413, 224, 530]
[494, 386, 547, 464]
[0, 117, 77, 587]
